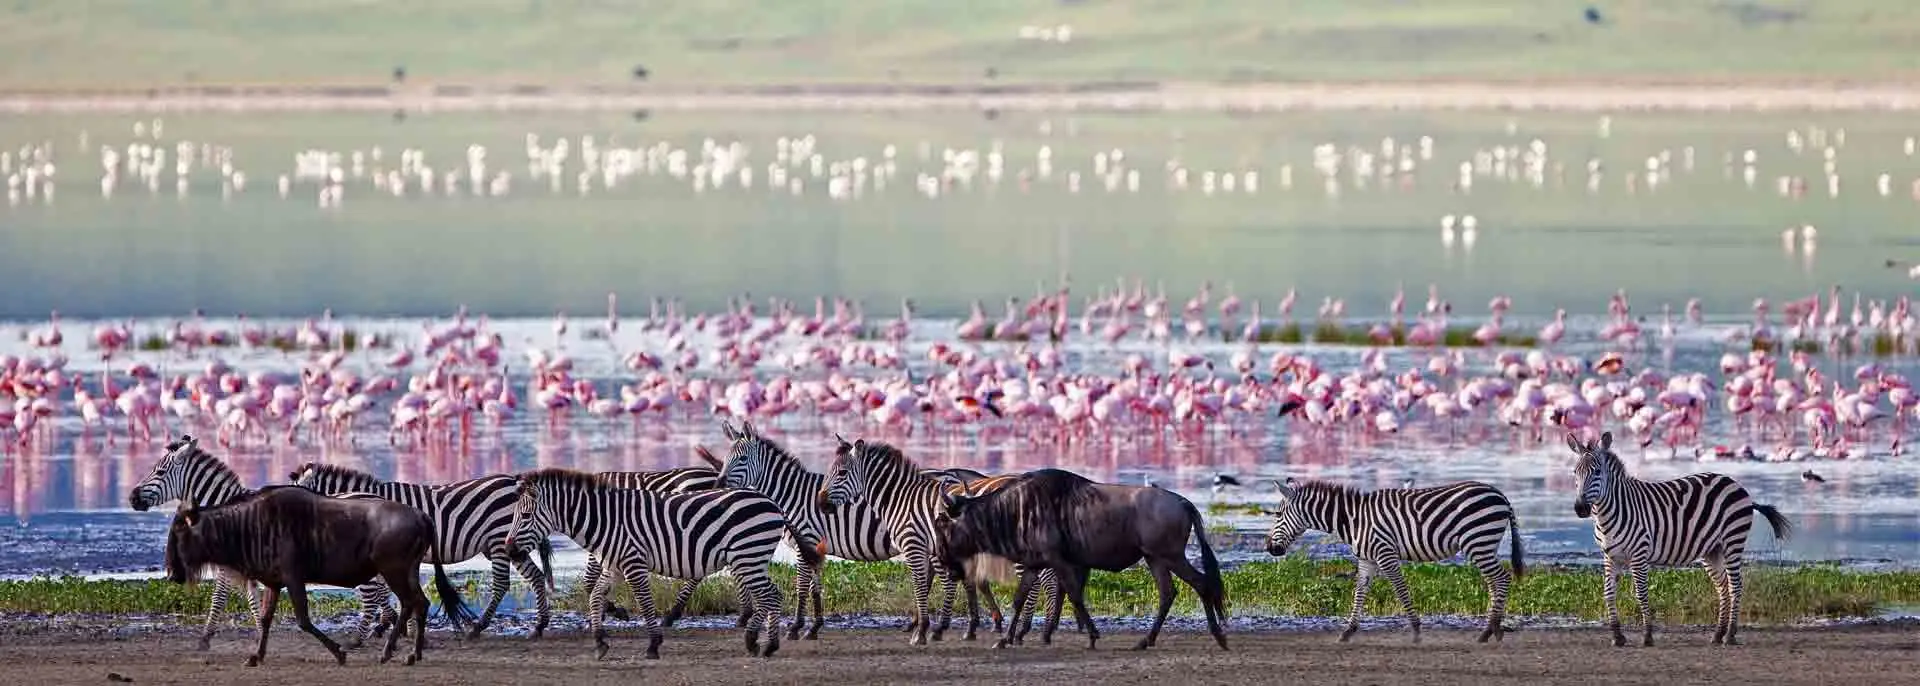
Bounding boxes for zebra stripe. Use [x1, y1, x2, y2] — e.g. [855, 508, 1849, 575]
[1568, 431, 1792, 647]
[505, 467, 787, 660]
[563, 467, 746, 628]
[719, 420, 892, 642]
[289, 463, 553, 639]
[1266, 476, 1524, 643]
[127, 436, 276, 651]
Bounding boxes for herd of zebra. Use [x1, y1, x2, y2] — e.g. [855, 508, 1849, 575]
[131, 421, 1794, 666]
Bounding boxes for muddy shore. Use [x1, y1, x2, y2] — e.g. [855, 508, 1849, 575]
[3, 621, 1918, 686]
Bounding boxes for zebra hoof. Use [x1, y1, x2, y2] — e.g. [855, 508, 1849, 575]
[761, 636, 780, 658]
[744, 630, 761, 656]
[196, 637, 213, 652]
[991, 639, 1011, 650]
[1610, 634, 1627, 648]
[465, 627, 485, 640]
[244, 655, 262, 667]
[404, 654, 419, 666]
[1131, 638, 1153, 651]
[594, 641, 611, 661]
[1642, 636, 1654, 648]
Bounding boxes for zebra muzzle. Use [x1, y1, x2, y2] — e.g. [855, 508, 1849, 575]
[816, 491, 837, 514]
[1573, 501, 1592, 519]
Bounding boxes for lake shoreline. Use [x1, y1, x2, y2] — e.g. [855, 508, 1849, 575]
[9, 79, 1920, 114]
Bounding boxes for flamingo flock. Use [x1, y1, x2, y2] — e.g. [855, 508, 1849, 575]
[0, 281, 1916, 465]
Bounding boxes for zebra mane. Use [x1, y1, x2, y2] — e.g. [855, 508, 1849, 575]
[735, 431, 808, 470]
[520, 467, 607, 490]
[299, 462, 381, 483]
[1289, 478, 1362, 497]
[161, 440, 240, 483]
[852, 440, 921, 474]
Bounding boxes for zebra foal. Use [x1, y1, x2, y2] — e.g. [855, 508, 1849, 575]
[504, 467, 788, 660]
[1264, 476, 1524, 643]
[1566, 431, 1792, 647]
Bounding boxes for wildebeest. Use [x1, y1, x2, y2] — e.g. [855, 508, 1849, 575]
[932, 468, 1229, 651]
[164, 485, 473, 666]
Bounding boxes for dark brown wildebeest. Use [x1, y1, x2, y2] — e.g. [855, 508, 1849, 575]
[932, 468, 1229, 651]
[164, 484, 474, 667]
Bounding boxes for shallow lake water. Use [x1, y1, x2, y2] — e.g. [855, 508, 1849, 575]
[2, 110, 1919, 584]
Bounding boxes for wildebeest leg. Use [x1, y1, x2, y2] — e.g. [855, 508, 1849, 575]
[378, 568, 422, 664]
[618, 564, 665, 660]
[1057, 566, 1101, 650]
[995, 570, 1038, 649]
[247, 586, 281, 667]
[286, 584, 346, 665]
[511, 554, 552, 639]
[978, 581, 1005, 636]
[1136, 563, 1178, 650]
[467, 554, 515, 638]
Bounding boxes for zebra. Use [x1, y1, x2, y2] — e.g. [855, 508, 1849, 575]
[527, 460, 752, 629]
[289, 462, 553, 639]
[717, 419, 885, 641]
[130, 435, 418, 649]
[822, 439, 1065, 643]
[1566, 431, 1793, 647]
[502, 467, 787, 660]
[1264, 475, 1525, 643]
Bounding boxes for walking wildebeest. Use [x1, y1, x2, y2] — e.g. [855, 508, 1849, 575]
[164, 485, 474, 666]
[932, 468, 1229, 651]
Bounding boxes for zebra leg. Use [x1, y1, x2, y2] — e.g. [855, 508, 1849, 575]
[617, 565, 666, 660]
[511, 554, 553, 639]
[587, 562, 615, 661]
[1475, 551, 1514, 644]
[930, 567, 957, 641]
[1040, 576, 1067, 646]
[199, 573, 237, 651]
[1377, 555, 1420, 644]
[1629, 560, 1654, 647]
[1703, 559, 1731, 645]
[1341, 560, 1377, 642]
[1602, 556, 1627, 647]
[468, 555, 515, 638]
[1724, 562, 1746, 646]
[663, 578, 700, 627]
[995, 569, 1039, 649]
[348, 582, 389, 648]
[582, 553, 628, 621]
[906, 551, 934, 646]
[733, 561, 785, 658]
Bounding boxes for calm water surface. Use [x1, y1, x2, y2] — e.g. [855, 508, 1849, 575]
[2, 110, 1919, 579]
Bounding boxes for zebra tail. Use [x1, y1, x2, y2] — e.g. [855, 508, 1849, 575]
[1183, 500, 1228, 620]
[433, 560, 478, 631]
[1754, 503, 1794, 542]
[1509, 514, 1526, 579]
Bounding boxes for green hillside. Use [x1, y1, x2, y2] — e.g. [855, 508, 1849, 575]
[2, 1, 1919, 90]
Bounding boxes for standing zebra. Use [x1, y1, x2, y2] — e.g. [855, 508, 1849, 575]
[1264, 476, 1525, 643]
[823, 439, 1064, 643]
[718, 420, 888, 641]
[503, 468, 788, 660]
[1566, 431, 1793, 646]
[289, 463, 552, 638]
[129, 436, 275, 651]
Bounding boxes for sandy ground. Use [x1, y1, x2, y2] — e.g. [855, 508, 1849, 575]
[7, 81, 1920, 113]
[4, 624, 1919, 686]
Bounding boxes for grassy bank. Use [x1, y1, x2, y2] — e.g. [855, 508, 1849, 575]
[3, 1, 1920, 91]
[6, 559, 1916, 626]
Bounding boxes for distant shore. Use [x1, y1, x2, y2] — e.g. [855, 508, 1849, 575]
[7, 79, 1920, 114]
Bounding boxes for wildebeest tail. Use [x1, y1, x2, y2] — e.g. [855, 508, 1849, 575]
[433, 560, 477, 630]
[1508, 513, 1526, 578]
[1182, 500, 1228, 620]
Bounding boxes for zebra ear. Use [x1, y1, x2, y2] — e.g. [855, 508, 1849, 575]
[1599, 431, 1613, 451]
[833, 433, 851, 454]
[1271, 479, 1295, 500]
[740, 420, 758, 438]
[1564, 432, 1583, 454]
[720, 420, 738, 442]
